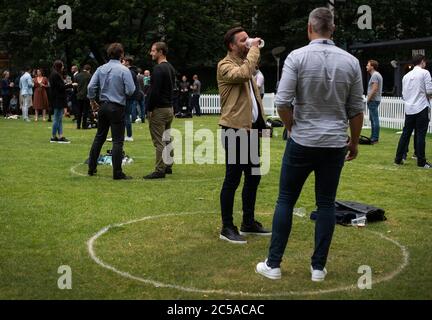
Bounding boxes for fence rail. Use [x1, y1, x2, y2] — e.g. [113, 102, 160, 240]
[199, 94, 432, 133]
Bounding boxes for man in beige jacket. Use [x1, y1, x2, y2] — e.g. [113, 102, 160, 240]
[217, 27, 270, 244]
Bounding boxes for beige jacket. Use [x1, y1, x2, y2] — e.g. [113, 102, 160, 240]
[217, 47, 266, 129]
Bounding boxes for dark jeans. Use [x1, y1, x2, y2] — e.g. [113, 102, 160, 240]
[88, 102, 126, 179]
[132, 97, 145, 122]
[267, 138, 346, 270]
[220, 127, 261, 228]
[76, 98, 90, 129]
[125, 99, 135, 137]
[367, 100, 380, 142]
[395, 107, 430, 167]
[191, 94, 201, 116]
[2, 95, 10, 116]
[180, 93, 190, 113]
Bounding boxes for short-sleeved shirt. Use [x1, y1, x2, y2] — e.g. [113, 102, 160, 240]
[192, 80, 201, 95]
[367, 71, 383, 102]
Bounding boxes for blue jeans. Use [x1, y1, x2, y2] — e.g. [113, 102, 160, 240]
[367, 101, 380, 142]
[267, 138, 346, 270]
[52, 108, 64, 137]
[136, 97, 146, 121]
[125, 99, 135, 138]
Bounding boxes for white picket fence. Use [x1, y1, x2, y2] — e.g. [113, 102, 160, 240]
[200, 93, 277, 116]
[199, 94, 432, 133]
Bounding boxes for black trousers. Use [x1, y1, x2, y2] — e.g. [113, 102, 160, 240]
[88, 102, 125, 178]
[395, 107, 430, 167]
[76, 98, 90, 129]
[220, 126, 261, 228]
[180, 93, 190, 113]
[2, 95, 10, 116]
[191, 94, 201, 116]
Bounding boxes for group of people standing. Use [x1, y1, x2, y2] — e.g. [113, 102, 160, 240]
[87, 42, 177, 180]
[178, 74, 202, 116]
[1, 68, 49, 121]
[364, 55, 432, 169]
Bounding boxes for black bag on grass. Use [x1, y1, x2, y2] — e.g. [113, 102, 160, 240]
[310, 200, 386, 226]
[359, 135, 372, 145]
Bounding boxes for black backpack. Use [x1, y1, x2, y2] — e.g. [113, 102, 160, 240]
[310, 200, 386, 226]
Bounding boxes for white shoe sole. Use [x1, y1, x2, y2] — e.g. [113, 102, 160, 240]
[255, 268, 281, 280]
[311, 276, 325, 282]
[57, 141, 71, 144]
[219, 234, 247, 244]
[239, 231, 272, 236]
[311, 266, 327, 282]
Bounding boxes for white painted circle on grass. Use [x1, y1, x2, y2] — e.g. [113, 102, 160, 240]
[70, 162, 222, 182]
[87, 212, 409, 297]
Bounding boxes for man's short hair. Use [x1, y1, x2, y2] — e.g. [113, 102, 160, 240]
[224, 26, 245, 51]
[368, 60, 379, 70]
[308, 7, 334, 36]
[107, 43, 124, 60]
[124, 55, 134, 64]
[413, 54, 426, 66]
[83, 64, 91, 72]
[153, 42, 168, 56]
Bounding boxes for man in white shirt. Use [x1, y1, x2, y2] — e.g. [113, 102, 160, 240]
[395, 54, 432, 168]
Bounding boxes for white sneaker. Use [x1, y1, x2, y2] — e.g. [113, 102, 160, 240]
[255, 259, 281, 280]
[106, 137, 113, 142]
[124, 136, 134, 142]
[310, 266, 327, 282]
[135, 118, 142, 123]
[421, 162, 431, 169]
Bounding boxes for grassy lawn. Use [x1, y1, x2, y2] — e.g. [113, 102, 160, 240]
[0, 115, 431, 300]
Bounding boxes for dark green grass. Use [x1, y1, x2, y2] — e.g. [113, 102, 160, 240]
[0, 116, 431, 299]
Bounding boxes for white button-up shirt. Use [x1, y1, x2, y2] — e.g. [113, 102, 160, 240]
[402, 66, 432, 115]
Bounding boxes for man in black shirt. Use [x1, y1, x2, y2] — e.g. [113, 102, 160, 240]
[144, 42, 176, 179]
[74, 64, 92, 129]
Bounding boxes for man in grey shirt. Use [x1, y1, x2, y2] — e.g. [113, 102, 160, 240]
[190, 74, 201, 116]
[256, 7, 364, 282]
[366, 60, 383, 143]
[87, 43, 136, 180]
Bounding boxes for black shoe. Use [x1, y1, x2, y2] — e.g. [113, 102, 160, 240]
[143, 171, 166, 179]
[394, 160, 404, 166]
[88, 168, 97, 176]
[50, 137, 58, 143]
[240, 220, 272, 236]
[165, 167, 172, 174]
[58, 137, 71, 144]
[114, 173, 133, 180]
[220, 226, 247, 244]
